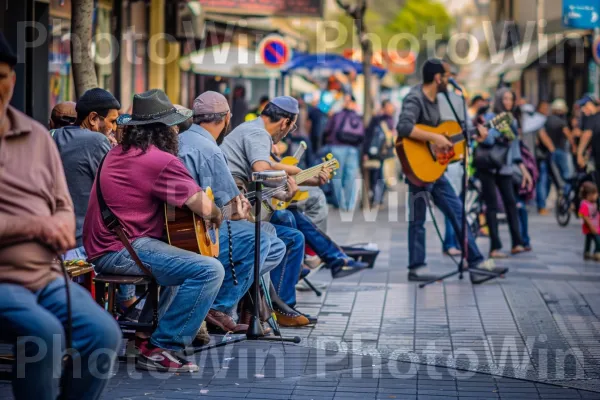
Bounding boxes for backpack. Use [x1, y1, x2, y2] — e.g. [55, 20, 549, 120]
[367, 121, 395, 161]
[335, 110, 364, 146]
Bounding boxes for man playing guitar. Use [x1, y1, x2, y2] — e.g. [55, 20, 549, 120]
[177, 92, 310, 328]
[221, 97, 369, 319]
[396, 58, 508, 283]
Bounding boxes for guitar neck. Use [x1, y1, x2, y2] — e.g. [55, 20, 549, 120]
[294, 161, 335, 185]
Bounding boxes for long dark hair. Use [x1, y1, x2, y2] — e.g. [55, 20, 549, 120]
[121, 123, 179, 156]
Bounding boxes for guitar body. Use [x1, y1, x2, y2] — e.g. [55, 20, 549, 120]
[275, 154, 310, 209]
[396, 121, 466, 186]
[164, 187, 219, 257]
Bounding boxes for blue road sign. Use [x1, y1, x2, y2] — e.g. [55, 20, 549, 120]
[563, 0, 600, 29]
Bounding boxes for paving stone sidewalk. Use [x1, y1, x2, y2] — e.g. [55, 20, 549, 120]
[283, 201, 600, 394]
[3, 193, 600, 399]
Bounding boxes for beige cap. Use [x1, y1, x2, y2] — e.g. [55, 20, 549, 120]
[193, 91, 230, 115]
[551, 98, 568, 113]
[51, 101, 77, 120]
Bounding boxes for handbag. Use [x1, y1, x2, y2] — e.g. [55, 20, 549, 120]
[473, 143, 509, 171]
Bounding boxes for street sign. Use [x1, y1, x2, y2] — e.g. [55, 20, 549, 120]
[258, 35, 291, 69]
[563, 0, 600, 29]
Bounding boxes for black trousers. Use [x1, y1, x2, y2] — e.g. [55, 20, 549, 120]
[585, 234, 600, 254]
[478, 169, 523, 252]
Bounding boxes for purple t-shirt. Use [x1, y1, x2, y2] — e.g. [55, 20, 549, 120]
[83, 145, 201, 261]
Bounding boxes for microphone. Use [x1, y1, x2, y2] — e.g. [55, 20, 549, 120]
[448, 77, 463, 93]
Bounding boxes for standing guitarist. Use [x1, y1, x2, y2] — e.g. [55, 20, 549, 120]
[396, 58, 508, 283]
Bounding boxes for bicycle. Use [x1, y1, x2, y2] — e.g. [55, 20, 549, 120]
[555, 165, 594, 227]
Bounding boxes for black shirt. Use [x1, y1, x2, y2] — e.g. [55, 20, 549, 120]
[53, 126, 111, 247]
[583, 112, 600, 167]
[396, 84, 441, 137]
[545, 114, 568, 150]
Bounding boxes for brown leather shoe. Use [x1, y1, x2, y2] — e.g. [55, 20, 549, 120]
[238, 308, 273, 335]
[274, 309, 310, 327]
[194, 321, 211, 345]
[205, 310, 248, 334]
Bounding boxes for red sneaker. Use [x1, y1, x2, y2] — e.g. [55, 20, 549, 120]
[136, 342, 199, 372]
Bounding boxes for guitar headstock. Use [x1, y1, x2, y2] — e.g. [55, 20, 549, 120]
[322, 153, 334, 162]
[489, 112, 514, 131]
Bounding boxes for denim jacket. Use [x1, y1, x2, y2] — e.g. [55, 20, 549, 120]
[483, 113, 522, 176]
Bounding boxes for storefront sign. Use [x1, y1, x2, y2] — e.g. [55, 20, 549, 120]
[563, 0, 600, 29]
[195, 0, 323, 17]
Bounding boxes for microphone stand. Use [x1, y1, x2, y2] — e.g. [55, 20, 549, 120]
[420, 87, 501, 288]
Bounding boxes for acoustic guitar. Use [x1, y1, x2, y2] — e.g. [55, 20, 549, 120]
[396, 112, 513, 186]
[164, 187, 220, 257]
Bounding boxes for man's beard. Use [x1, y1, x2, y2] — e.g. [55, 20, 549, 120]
[216, 121, 231, 145]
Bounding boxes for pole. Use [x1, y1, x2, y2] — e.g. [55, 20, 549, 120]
[595, 27, 600, 98]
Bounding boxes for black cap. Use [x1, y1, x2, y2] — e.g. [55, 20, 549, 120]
[0, 32, 17, 67]
[75, 88, 121, 118]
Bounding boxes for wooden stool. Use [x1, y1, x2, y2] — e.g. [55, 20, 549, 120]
[93, 275, 159, 337]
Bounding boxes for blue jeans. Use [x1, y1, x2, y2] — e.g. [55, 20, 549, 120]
[552, 149, 573, 194]
[271, 209, 347, 265]
[69, 246, 135, 304]
[94, 237, 224, 351]
[212, 220, 284, 314]
[443, 216, 459, 251]
[369, 166, 386, 206]
[329, 145, 360, 211]
[516, 197, 530, 248]
[536, 158, 550, 210]
[269, 223, 305, 307]
[408, 175, 484, 269]
[0, 278, 121, 400]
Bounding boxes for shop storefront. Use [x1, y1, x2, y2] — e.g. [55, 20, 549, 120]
[119, 0, 148, 111]
[49, 0, 73, 111]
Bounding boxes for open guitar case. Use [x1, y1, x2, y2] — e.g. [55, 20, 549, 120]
[340, 243, 380, 269]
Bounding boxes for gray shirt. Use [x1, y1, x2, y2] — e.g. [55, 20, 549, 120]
[178, 124, 240, 208]
[221, 117, 273, 183]
[52, 126, 111, 247]
[397, 84, 442, 137]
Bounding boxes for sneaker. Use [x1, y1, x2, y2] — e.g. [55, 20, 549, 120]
[137, 342, 199, 372]
[330, 258, 369, 278]
[538, 208, 550, 216]
[594, 253, 600, 261]
[584, 253, 594, 260]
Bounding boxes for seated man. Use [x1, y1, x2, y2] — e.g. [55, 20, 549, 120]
[52, 89, 137, 312]
[48, 101, 77, 135]
[179, 93, 310, 327]
[84, 89, 224, 372]
[221, 97, 368, 281]
[0, 34, 121, 399]
[176, 96, 289, 330]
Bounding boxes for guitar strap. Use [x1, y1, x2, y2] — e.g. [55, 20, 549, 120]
[95, 154, 153, 277]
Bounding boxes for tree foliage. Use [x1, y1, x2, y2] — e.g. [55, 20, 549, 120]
[387, 0, 454, 45]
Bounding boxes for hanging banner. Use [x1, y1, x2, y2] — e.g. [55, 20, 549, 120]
[195, 0, 324, 18]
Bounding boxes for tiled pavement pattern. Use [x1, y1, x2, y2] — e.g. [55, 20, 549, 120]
[2, 341, 599, 399]
[281, 200, 600, 395]
[3, 193, 600, 399]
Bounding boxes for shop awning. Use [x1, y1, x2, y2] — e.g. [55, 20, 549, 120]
[290, 75, 318, 94]
[180, 43, 280, 79]
[483, 32, 586, 88]
[282, 53, 387, 78]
